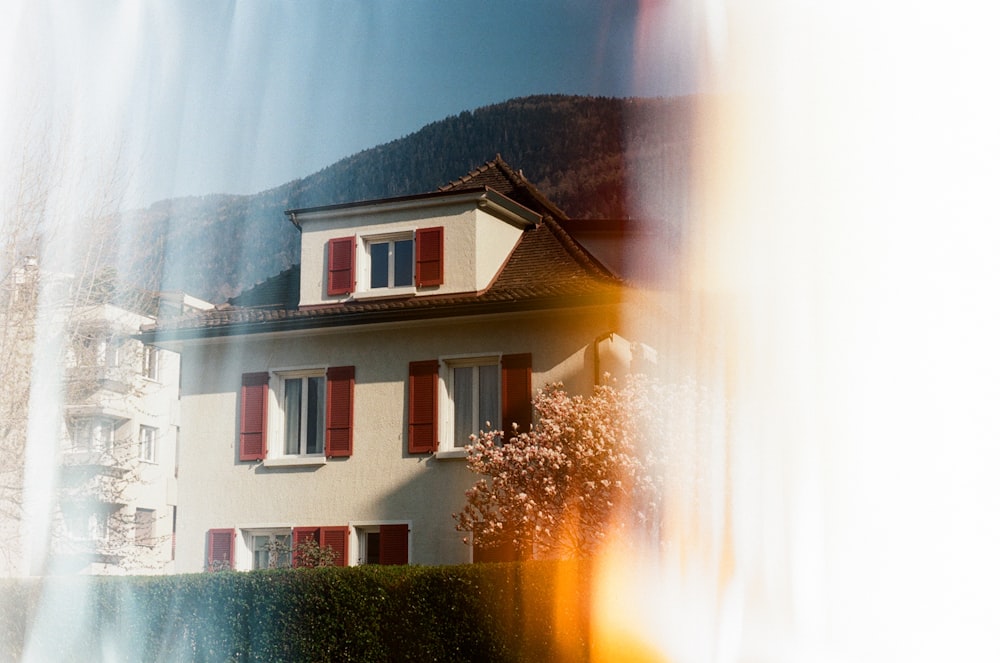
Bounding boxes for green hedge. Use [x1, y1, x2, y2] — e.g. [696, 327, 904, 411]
[0, 561, 591, 662]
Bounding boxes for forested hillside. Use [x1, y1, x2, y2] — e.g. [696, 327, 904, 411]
[123, 95, 696, 302]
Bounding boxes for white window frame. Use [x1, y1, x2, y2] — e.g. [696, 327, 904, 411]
[72, 417, 117, 453]
[437, 354, 502, 458]
[66, 510, 111, 542]
[141, 345, 160, 381]
[267, 368, 327, 461]
[358, 231, 416, 297]
[240, 527, 293, 570]
[139, 425, 157, 463]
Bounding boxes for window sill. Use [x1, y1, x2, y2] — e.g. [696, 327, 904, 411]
[434, 449, 469, 460]
[261, 456, 327, 468]
[352, 287, 417, 300]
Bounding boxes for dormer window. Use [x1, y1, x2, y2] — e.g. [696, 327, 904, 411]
[326, 226, 443, 298]
[367, 235, 414, 289]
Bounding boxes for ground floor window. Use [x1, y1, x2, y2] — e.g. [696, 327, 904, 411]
[358, 527, 381, 565]
[209, 523, 407, 570]
[353, 523, 409, 565]
[247, 529, 292, 569]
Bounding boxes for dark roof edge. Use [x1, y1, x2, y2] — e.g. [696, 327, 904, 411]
[139, 290, 620, 344]
[285, 185, 542, 229]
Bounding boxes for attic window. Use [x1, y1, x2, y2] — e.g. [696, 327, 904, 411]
[367, 235, 414, 289]
[328, 227, 442, 298]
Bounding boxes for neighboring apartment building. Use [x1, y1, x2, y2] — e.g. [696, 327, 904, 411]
[143, 157, 648, 572]
[0, 257, 212, 575]
[55, 290, 212, 575]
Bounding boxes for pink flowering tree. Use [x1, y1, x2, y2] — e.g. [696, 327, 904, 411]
[455, 375, 680, 559]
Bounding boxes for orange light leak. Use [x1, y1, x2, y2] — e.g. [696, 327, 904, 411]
[591, 1, 1000, 662]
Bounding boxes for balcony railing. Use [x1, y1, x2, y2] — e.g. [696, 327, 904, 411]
[64, 365, 132, 398]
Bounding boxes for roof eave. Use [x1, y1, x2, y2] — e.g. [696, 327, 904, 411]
[286, 186, 540, 229]
[139, 289, 620, 344]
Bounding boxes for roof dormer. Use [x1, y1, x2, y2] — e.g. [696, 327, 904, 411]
[287, 187, 541, 308]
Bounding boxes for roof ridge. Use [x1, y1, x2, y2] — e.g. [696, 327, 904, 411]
[438, 154, 569, 220]
[437, 154, 504, 192]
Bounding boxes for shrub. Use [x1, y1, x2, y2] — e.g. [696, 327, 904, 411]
[0, 561, 590, 662]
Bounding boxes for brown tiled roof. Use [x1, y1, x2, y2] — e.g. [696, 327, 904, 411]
[141, 158, 621, 341]
[439, 154, 569, 221]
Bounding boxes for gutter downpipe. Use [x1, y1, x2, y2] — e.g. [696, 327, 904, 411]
[594, 330, 616, 386]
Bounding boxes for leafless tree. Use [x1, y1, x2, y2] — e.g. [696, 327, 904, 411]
[0, 116, 172, 575]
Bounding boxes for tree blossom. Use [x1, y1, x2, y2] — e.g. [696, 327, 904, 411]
[455, 374, 712, 559]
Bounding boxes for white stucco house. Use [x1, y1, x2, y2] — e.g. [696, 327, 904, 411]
[142, 157, 646, 571]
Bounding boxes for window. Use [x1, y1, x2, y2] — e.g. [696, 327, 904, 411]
[248, 530, 292, 570]
[76, 331, 123, 369]
[367, 236, 413, 289]
[326, 227, 443, 297]
[135, 508, 155, 547]
[280, 372, 326, 456]
[239, 367, 354, 462]
[91, 512, 110, 541]
[408, 354, 532, 456]
[359, 528, 381, 565]
[292, 526, 348, 567]
[72, 417, 116, 453]
[67, 510, 110, 541]
[445, 357, 500, 452]
[99, 336, 122, 369]
[208, 526, 350, 570]
[139, 425, 157, 462]
[354, 523, 409, 565]
[142, 345, 159, 380]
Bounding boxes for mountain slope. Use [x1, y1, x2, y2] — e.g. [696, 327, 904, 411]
[124, 94, 696, 302]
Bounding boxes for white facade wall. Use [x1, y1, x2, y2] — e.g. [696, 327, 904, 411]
[174, 305, 617, 572]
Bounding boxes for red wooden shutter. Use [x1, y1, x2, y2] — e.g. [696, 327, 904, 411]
[408, 360, 438, 453]
[325, 366, 354, 457]
[502, 354, 532, 442]
[292, 527, 319, 567]
[239, 373, 269, 461]
[327, 236, 356, 295]
[379, 524, 409, 565]
[207, 528, 235, 570]
[415, 226, 444, 287]
[320, 526, 349, 567]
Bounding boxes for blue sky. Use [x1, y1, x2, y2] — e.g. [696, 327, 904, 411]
[1, 0, 706, 207]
